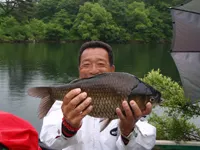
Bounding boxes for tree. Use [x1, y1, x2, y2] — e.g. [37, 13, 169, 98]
[145, 6, 166, 42]
[0, 16, 28, 41]
[99, 0, 126, 26]
[51, 9, 72, 30]
[0, 0, 35, 21]
[0, 0, 188, 42]
[126, 1, 152, 41]
[142, 69, 200, 141]
[0, 0, 21, 16]
[44, 23, 66, 41]
[35, 0, 59, 22]
[25, 18, 46, 41]
[57, 0, 80, 20]
[72, 2, 129, 42]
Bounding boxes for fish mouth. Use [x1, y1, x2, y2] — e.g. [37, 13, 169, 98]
[160, 97, 165, 102]
[158, 97, 165, 106]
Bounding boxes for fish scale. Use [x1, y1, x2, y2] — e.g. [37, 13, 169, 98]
[79, 87, 121, 119]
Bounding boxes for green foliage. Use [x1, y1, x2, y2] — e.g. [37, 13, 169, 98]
[142, 69, 200, 117]
[142, 69, 200, 141]
[0, 0, 35, 22]
[35, 0, 59, 22]
[149, 113, 200, 141]
[44, 23, 66, 41]
[126, 1, 152, 41]
[25, 19, 46, 41]
[71, 2, 129, 42]
[57, 0, 80, 19]
[98, 0, 126, 26]
[51, 9, 72, 30]
[0, 16, 28, 41]
[145, 6, 166, 42]
[72, 2, 111, 40]
[0, 0, 188, 42]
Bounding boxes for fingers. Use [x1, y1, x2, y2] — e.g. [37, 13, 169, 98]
[61, 88, 93, 128]
[130, 100, 142, 120]
[117, 100, 152, 136]
[122, 101, 134, 119]
[62, 90, 87, 112]
[73, 103, 93, 124]
[142, 102, 152, 115]
[62, 88, 82, 105]
[116, 107, 125, 121]
[116, 100, 146, 122]
[68, 92, 87, 109]
[73, 97, 92, 116]
[129, 101, 152, 119]
[116, 100, 136, 136]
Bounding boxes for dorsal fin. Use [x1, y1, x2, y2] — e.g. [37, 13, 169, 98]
[69, 73, 110, 83]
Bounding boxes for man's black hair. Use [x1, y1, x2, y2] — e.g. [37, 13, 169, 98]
[78, 41, 114, 66]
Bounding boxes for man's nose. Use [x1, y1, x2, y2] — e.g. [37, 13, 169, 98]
[89, 64, 100, 75]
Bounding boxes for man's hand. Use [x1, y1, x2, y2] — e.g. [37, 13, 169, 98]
[116, 100, 152, 136]
[61, 88, 93, 128]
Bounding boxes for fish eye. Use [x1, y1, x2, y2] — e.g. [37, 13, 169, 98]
[150, 98, 155, 103]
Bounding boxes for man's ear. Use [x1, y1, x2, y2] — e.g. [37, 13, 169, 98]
[111, 65, 115, 72]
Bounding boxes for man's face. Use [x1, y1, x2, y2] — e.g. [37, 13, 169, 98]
[79, 48, 115, 78]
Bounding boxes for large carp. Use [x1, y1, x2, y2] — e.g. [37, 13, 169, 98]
[28, 72, 162, 127]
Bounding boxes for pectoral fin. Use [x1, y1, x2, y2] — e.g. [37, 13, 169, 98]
[28, 87, 55, 119]
[100, 118, 112, 132]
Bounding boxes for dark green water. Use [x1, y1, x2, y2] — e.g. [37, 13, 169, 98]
[0, 42, 180, 132]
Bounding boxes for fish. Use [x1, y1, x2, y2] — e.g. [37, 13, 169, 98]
[28, 72, 162, 131]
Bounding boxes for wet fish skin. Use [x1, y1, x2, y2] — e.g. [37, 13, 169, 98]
[28, 72, 162, 120]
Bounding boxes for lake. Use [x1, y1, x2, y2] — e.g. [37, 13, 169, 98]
[0, 42, 180, 133]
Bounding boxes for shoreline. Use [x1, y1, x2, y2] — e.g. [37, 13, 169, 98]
[0, 39, 171, 44]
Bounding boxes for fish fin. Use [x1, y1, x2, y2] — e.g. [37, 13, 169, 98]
[28, 87, 55, 119]
[100, 118, 112, 132]
[69, 73, 109, 83]
[27, 87, 51, 98]
[69, 77, 93, 84]
[69, 78, 81, 83]
[38, 95, 55, 119]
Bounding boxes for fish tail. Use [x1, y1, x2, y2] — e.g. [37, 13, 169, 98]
[28, 87, 55, 119]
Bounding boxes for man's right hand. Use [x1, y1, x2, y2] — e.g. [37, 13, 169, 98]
[61, 88, 93, 128]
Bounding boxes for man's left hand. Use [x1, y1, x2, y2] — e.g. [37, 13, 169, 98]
[116, 100, 152, 136]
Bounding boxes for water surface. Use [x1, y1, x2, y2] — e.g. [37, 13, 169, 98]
[0, 42, 180, 132]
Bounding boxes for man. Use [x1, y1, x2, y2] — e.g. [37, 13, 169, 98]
[40, 41, 156, 150]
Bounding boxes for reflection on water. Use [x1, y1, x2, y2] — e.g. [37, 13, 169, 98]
[0, 42, 180, 132]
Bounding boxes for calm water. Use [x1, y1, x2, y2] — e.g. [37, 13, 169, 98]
[0, 42, 180, 132]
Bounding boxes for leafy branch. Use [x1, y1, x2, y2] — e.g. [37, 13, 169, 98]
[142, 69, 200, 141]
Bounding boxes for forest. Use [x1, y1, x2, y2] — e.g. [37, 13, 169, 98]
[0, 0, 186, 43]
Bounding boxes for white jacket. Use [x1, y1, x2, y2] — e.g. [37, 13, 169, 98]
[40, 101, 156, 150]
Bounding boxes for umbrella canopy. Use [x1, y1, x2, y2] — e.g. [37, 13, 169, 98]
[170, 0, 200, 103]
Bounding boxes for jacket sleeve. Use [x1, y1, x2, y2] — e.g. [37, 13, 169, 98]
[116, 120, 156, 150]
[39, 101, 83, 150]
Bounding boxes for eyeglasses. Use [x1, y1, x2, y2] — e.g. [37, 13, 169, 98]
[80, 62, 110, 69]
